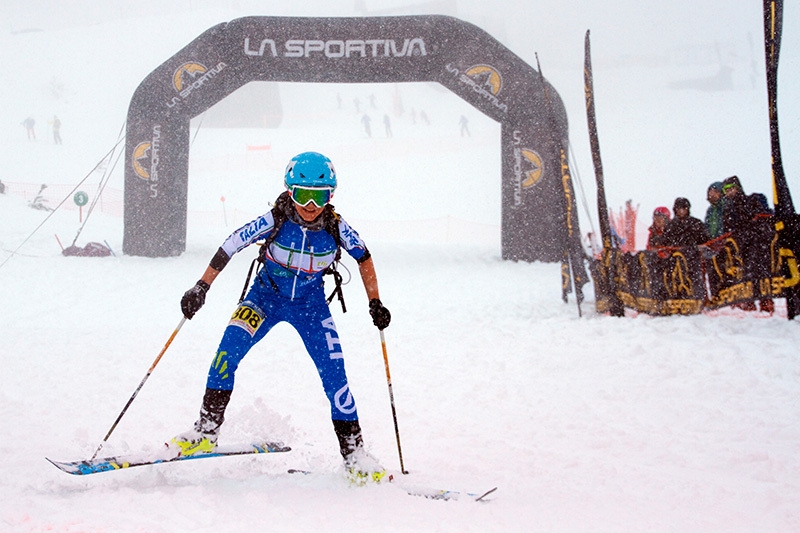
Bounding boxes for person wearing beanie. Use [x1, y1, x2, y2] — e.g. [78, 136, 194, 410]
[722, 175, 772, 234]
[704, 181, 727, 239]
[720, 176, 775, 313]
[663, 197, 711, 248]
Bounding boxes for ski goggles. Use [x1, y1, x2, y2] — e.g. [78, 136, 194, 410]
[289, 186, 333, 208]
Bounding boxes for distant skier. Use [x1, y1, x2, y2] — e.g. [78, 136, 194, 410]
[383, 114, 392, 138]
[172, 152, 392, 483]
[361, 114, 372, 138]
[459, 115, 470, 137]
[21, 116, 36, 141]
[420, 110, 430, 125]
[51, 115, 62, 144]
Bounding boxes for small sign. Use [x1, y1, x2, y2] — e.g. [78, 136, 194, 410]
[73, 191, 89, 207]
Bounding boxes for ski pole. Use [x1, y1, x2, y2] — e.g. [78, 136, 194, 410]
[90, 316, 187, 460]
[379, 330, 408, 474]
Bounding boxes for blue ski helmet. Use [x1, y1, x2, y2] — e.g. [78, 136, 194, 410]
[284, 152, 337, 190]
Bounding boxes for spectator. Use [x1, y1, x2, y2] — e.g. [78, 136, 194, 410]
[663, 197, 711, 247]
[647, 206, 671, 250]
[721, 175, 774, 313]
[721, 175, 771, 234]
[704, 181, 726, 238]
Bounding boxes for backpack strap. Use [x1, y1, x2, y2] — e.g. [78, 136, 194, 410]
[321, 204, 346, 313]
[238, 193, 291, 302]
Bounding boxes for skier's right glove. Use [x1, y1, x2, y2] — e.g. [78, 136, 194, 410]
[369, 298, 391, 330]
[181, 280, 210, 319]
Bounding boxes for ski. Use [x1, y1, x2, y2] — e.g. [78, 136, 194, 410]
[47, 441, 291, 476]
[287, 469, 497, 502]
[398, 482, 498, 502]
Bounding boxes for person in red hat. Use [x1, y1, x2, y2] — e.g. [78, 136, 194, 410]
[647, 206, 671, 250]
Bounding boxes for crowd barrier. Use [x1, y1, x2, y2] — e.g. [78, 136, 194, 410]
[590, 217, 798, 316]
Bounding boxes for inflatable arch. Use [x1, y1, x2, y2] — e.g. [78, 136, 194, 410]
[123, 15, 580, 262]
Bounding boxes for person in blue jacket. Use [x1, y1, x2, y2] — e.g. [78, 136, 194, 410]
[172, 152, 391, 481]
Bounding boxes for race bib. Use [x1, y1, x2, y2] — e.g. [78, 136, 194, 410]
[229, 304, 263, 336]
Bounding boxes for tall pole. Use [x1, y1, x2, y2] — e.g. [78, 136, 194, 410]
[762, 0, 800, 319]
[584, 30, 624, 317]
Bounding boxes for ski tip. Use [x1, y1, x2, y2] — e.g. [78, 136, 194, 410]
[45, 457, 80, 475]
[474, 486, 498, 502]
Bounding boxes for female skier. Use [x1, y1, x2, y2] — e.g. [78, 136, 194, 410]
[172, 152, 391, 482]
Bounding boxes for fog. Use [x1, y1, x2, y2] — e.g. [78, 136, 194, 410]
[2, 0, 797, 237]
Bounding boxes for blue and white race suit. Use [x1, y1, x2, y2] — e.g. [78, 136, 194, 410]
[205, 209, 369, 422]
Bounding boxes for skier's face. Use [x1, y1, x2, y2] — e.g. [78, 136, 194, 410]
[294, 201, 324, 222]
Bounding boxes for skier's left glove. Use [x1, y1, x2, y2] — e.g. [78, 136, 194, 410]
[181, 280, 210, 319]
[369, 298, 391, 330]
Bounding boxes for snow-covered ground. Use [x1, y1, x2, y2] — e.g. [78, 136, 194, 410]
[1, 2, 800, 532]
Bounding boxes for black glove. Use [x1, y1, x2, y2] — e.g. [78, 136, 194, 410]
[181, 280, 210, 319]
[369, 298, 391, 330]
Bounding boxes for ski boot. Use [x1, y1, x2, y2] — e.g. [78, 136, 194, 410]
[170, 388, 232, 457]
[333, 419, 386, 485]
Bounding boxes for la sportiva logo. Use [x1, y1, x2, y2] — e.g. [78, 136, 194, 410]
[519, 149, 543, 187]
[132, 142, 151, 179]
[446, 63, 508, 113]
[664, 252, 694, 298]
[132, 125, 161, 198]
[511, 131, 543, 206]
[172, 62, 207, 92]
[167, 61, 227, 108]
[465, 65, 503, 96]
[243, 37, 427, 58]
